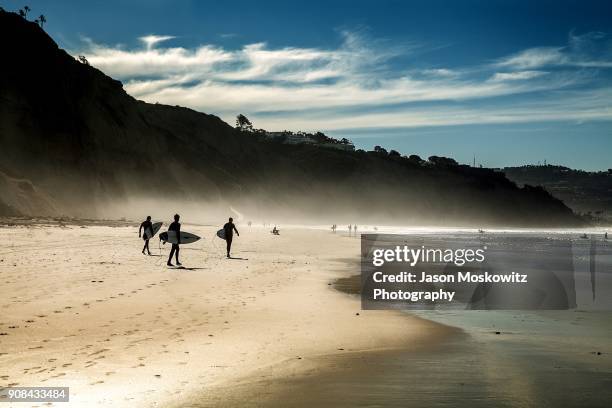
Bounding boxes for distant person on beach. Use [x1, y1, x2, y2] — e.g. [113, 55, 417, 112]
[606, 232, 608, 240]
[138, 216, 153, 255]
[223, 217, 240, 258]
[167, 214, 181, 266]
[354, 225, 358, 235]
[272, 226, 280, 235]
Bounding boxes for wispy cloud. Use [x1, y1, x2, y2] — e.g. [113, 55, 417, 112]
[489, 70, 548, 82]
[218, 33, 239, 39]
[139, 35, 175, 50]
[73, 30, 612, 131]
[253, 87, 612, 131]
[496, 32, 612, 69]
[496, 47, 566, 69]
[84, 40, 233, 78]
[420, 68, 460, 78]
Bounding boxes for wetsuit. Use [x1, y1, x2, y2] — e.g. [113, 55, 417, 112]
[223, 222, 239, 257]
[167, 221, 181, 264]
[139, 220, 154, 254]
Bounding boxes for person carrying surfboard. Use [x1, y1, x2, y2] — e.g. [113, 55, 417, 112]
[139, 216, 154, 255]
[167, 214, 182, 266]
[223, 217, 239, 258]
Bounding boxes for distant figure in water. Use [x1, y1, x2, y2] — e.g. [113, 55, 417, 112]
[248, 221, 252, 228]
[139, 216, 154, 255]
[223, 217, 240, 258]
[167, 214, 181, 267]
[354, 225, 358, 235]
[272, 226, 280, 235]
[331, 224, 337, 233]
[348, 224, 352, 235]
[580, 233, 588, 239]
[605, 232, 608, 240]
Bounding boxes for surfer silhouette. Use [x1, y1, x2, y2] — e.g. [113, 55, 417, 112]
[223, 217, 239, 258]
[139, 216, 154, 255]
[167, 214, 181, 266]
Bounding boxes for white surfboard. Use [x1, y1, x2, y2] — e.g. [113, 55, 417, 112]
[143, 222, 163, 240]
[159, 230, 200, 245]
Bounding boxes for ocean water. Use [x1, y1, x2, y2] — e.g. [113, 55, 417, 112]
[394, 230, 612, 407]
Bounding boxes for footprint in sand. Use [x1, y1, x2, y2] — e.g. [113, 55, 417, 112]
[89, 348, 109, 356]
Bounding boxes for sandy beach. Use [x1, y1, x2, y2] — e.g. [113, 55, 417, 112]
[2, 2, 612, 407]
[0, 221, 451, 407]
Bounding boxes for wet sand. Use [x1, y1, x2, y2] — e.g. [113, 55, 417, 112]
[205, 315, 612, 407]
[206, 272, 612, 408]
[0, 221, 452, 407]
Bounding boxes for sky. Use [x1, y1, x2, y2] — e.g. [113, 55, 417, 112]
[5, 0, 612, 170]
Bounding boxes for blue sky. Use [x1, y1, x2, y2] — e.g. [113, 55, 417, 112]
[5, 0, 612, 170]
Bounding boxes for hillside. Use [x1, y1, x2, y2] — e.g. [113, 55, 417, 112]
[0, 10, 582, 226]
[503, 165, 612, 222]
